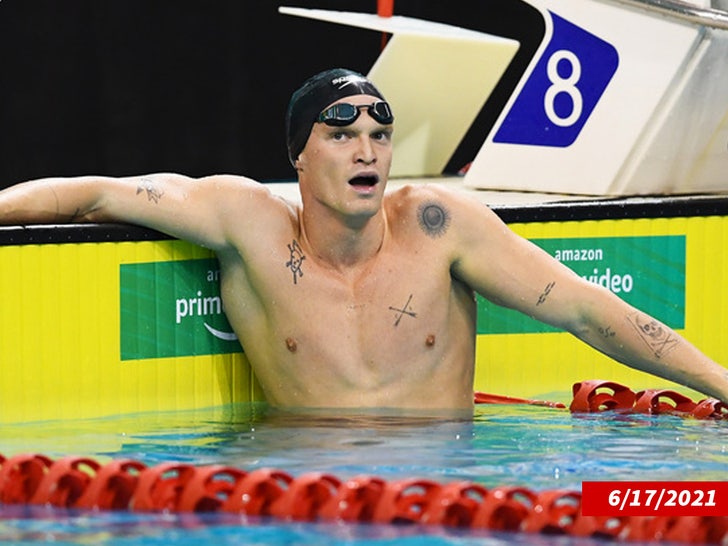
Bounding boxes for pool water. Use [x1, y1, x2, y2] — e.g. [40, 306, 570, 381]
[1, 402, 726, 545]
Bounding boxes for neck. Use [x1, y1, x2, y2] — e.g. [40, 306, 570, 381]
[299, 206, 387, 270]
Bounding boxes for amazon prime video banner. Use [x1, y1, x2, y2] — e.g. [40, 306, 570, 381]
[120, 258, 241, 360]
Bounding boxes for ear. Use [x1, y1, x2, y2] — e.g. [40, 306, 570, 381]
[294, 151, 306, 172]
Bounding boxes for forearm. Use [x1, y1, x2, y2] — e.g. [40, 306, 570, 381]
[0, 176, 108, 225]
[1, 172, 260, 250]
[575, 297, 728, 403]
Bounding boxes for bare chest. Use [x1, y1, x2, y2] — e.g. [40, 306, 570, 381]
[234, 240, 464, 353]
[218, 232, 476, 407]
[273, 249, 454, 346]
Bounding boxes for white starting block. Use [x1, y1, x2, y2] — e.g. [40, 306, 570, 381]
[465, 0, 728, 195]
[279, 7, 519, 178]
[281, 2, 728, 195]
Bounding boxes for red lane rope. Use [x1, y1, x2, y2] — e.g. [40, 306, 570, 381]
[0, 452, 726, 544]
[476, 379, 728, 420]
[0, 379, 726, 544]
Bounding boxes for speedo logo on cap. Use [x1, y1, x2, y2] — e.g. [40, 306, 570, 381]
[331, 74, 369, 89]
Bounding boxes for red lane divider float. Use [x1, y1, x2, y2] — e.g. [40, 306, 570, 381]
[476, 379, 728, 420]
[0, 452, 726, 543]
[0, 453, 726, 543]
[568, 380, 728, 419]
[0, 380, 726, 544]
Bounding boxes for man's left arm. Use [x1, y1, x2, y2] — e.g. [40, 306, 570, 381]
[447, 190, 728, 402]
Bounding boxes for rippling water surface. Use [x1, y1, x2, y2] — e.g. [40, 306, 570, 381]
[1, 402, 726, 545]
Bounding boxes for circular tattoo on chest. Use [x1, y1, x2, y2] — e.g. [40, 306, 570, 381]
[417, 201, 451, 238]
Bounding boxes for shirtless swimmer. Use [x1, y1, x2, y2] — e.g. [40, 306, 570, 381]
[1, 68, 727, 410]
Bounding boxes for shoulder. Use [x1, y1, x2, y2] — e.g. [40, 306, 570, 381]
[386, 182, 489, 212]
[385, 183, 499, 239]
[197, 174, 274, 199]
[194, 174, 299, 248]
[200, 174, 296, 214]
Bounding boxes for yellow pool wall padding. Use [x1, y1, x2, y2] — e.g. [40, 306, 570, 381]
[0, 240, 262, 423]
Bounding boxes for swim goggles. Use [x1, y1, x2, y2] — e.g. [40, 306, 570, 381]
[316, 101, 394, 126]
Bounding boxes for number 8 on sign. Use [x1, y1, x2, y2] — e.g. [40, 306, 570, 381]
[545, 50, 582, 127]
[494, 11, 619, 148]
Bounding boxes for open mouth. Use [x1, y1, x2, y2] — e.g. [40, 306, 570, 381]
[348, 175, 379, 188]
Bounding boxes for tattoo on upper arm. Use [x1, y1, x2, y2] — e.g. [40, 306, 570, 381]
[417, 201, 450, 238]
[285, 239, 306, 284]
[136, 179, 164, 204]
[388, 294, 417, 326]
[536, 281, 556, 306]
[626, 312, 679, 359]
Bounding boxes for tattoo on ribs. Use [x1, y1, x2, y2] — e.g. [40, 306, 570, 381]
[285, 239, 306, 284]
[417, 201, 450, 238]
[388, 294, 417, 326]
[626, 312, 679, 359]
[536, 281, 556, 306]
[136, 179, 164, 203]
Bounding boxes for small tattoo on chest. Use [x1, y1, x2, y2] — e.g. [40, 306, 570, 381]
[285, 239, 306, 284]
[389, 294, 417, 326]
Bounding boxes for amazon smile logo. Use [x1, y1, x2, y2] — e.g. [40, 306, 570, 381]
[120, 258, 242, 360]
[204, 322, 238, 341]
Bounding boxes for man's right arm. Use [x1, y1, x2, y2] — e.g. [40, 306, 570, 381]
[0, 173, 265, 251]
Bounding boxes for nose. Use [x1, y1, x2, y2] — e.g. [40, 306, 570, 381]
[354, 136, 376, 165]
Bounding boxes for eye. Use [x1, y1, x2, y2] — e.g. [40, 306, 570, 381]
[372, 129, 393, 142]
[331, 131, 349, 141]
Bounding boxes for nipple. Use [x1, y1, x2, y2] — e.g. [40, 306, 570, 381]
[425, 334, 436, 348]
[285, 337, 298, 353]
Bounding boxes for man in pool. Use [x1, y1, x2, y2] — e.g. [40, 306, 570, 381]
[2, 68, 727, 410]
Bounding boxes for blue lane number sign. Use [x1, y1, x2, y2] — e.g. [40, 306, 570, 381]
[494, 11, 619, 147]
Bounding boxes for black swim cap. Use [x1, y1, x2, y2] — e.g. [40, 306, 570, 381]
[285, 68, 387, 167]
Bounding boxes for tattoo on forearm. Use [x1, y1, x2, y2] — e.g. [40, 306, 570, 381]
[389, 294, 417, 326]
[136, 179, 164, 204]
[417, 201, 450, 238]
[598, 325, 615, 338]
[536, 281, 556, 306]
[626, 312, 679, 359]
[285, 239, 306, 284]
